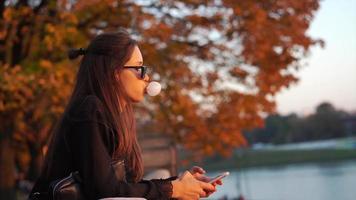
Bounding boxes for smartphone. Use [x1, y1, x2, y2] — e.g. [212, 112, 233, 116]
[209, 171, 230, 184]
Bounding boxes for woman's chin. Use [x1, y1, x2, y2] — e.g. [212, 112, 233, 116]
[130, 96, 144, 103]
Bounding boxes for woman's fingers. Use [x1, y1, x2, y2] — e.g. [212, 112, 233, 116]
[178, 169, 221, 199]
[203, 185, 216, 197]
[199, 181, 215, 192]
[205, 189, 216, 197]
[199, 189, 207, 197]
[190, 166, 206, 174]
[216, 179, 223, 185]
[194, 173, 211, 182]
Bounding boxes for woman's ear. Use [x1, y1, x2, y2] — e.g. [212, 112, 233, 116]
[115, 70, 120, 81]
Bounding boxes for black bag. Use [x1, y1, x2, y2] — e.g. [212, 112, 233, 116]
[29, 159, 125, 200]
[49, 171, 85, 200]
[28, 174, 82, 200]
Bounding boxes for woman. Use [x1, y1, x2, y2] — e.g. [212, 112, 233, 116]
[29, 29, 220, 200]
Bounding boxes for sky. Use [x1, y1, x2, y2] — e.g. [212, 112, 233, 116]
[275, 0, 356, 115]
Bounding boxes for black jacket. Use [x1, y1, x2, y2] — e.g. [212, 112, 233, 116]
[29, 95, 175, 200]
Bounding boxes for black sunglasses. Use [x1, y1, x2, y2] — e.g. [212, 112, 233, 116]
[123, 66, 148, 79]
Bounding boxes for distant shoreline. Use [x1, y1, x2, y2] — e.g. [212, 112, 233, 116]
[200, 149, 356, 171]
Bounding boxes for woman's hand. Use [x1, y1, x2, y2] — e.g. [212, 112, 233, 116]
[189, 166, 223, 186]
[189, 166, 223, 197]
[171, 171, 215, 200]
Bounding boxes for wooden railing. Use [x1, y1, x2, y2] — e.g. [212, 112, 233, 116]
[139, 136, 177, 176]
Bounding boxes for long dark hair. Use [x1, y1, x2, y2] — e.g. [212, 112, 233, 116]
[44, 29, 143, 182]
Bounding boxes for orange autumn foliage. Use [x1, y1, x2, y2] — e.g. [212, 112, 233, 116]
[1, 0, 322, 171]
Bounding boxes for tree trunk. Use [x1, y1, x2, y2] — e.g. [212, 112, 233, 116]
[0, 137, 16, 200]
[27, 142, 43, 182]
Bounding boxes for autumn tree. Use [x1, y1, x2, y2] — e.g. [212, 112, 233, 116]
[129, 0, 323, 157]
[1, 0, 321, 198]
[1, 1, 85, 198]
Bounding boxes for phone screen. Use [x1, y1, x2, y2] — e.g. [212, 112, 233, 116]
[209, 172, 229, 183]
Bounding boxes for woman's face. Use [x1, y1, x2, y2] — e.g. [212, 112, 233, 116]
[118, 45, 150, 103]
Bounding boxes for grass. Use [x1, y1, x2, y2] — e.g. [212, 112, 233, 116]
[202, 148, 356, 171]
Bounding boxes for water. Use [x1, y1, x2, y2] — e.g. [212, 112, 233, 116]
[206, 160, 356, 200]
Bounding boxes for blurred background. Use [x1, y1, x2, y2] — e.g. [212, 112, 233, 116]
[0, 0, 355, 200]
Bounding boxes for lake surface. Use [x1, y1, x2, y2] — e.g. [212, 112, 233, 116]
[206, 160, 356, 200]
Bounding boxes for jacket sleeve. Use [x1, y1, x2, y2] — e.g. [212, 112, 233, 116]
[67, 96, 175, 200]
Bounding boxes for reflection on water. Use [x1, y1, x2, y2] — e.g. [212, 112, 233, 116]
[206, 160, 356, 200]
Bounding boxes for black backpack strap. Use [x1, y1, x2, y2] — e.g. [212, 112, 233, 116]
[28, 191, 49, 200]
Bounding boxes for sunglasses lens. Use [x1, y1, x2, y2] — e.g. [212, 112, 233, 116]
[141, 67, 147, 79]
[123, 66, 148, 79]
